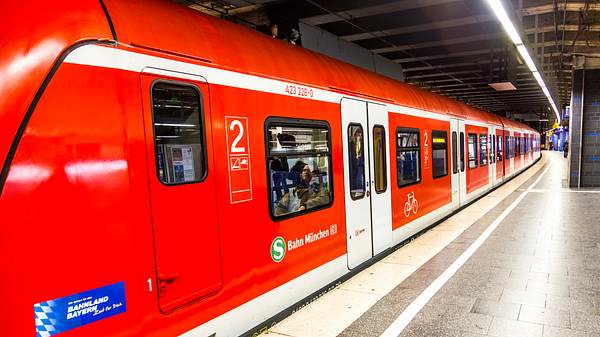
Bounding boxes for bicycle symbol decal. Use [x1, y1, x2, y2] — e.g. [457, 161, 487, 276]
[404, 191, 419, 218]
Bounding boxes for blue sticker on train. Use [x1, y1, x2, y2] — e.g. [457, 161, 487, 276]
[34, 282, 126, 337]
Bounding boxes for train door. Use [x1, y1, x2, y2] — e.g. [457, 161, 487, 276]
[450, 119, 467, 209]
[367, 103, 393, 256]
[496, 128, 504, 181]
[488, 127, 496, 186]
[341, 98, 392, 268]
[507, 130, 515, 174]
[342, 98, 373, 269]
[140, 70, 222, 313]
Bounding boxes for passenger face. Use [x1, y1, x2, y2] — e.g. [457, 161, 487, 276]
[300, 165, 312, 183]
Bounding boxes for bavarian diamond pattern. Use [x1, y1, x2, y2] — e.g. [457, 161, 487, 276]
[34, 300, 63, 337]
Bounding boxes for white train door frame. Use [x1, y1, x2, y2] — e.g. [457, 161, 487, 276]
[488, 126, 496, 186]
[367, 102, 392, 256]
[341, 98, 373, 269]
[450, 119, 467, 208]
[508, 129, 515, 174]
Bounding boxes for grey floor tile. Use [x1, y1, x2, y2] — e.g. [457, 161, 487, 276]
[470, 298, 521, 320]
[527, 280, 571, 297]
[442, 312, 493, 335]
[546, 294, 596, 313]
[519, 305, 571, 329]
[500, 289, 546, 307]
[543, 326, 590, 337]
[488, 317, 543, 337]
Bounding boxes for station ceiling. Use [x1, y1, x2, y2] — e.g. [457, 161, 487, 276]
[178, 0, 600, 129]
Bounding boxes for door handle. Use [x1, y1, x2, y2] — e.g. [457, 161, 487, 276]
[158, 272, 179, 294]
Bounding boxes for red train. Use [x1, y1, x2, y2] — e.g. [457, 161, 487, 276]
[0, 1, 540, 336]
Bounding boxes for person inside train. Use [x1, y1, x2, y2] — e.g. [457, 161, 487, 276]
[274, 160, 329, 216]
[349, 127, 365, 198]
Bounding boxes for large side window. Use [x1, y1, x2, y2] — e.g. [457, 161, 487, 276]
[266, 119, 332, 219]
[432, 130, 448, 178]
[468, 133, 478, 169]
[348, 124, 366, 200]
[373, 125, 388, 193]
[396, 128, 421, 187]
[505, 136, 510, 159]
[152, 82, 206, 185]
[479, 134, 488, 166]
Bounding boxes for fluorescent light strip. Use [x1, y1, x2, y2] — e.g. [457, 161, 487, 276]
[516, 44, 537, 72]
[485, 0, 523, 44]
[485, 0, 561, 124]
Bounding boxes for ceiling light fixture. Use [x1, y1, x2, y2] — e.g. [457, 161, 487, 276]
[485, 0, 561, 124]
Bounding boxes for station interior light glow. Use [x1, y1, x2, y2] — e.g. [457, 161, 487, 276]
[485, 0, 561, 124]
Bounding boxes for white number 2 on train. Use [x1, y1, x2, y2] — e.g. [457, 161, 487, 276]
[230, 120, 246, 153]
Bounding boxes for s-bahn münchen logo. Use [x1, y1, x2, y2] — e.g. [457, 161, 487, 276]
[270, 236, 286, 262]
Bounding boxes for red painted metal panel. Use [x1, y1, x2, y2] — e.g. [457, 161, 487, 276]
[389, 114, 452, 230]
[0, 0, 113, 170]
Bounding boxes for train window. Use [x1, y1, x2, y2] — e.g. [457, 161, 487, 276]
[348, 124, 366, 200]
[396, 128, 421, 187]
[460, 132, 465, 172]
[266, 119, 332, 219]
[497, 135, 503, 162]
[452, 132, 458, 174]
[505, 137, 510, 159]
[468, 133, 478, 169]
[152, 82, 206, 185]
[479, 134, 488, 166]
[432, 130, 448, 178]
[372, 125, 388, 194]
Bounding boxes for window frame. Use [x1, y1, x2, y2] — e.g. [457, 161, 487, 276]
[467, 133, 478, 169]
[264, 117, 334, 221]
[372, 124, 388, 194]
[396, 127, 422, 188]
[431, 130, 449, 179]
[150, 80, 208, 186]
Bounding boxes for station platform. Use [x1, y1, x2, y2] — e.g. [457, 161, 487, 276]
[263, 151, 600, 337]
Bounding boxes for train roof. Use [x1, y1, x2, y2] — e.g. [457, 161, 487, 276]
[102, 0, 533, 130]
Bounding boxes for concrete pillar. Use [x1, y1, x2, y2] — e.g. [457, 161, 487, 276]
[569, 56, 600, 188]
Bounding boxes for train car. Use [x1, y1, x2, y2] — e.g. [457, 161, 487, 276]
[0, 1, 541, 336]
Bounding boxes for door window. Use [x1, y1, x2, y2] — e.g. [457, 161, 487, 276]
[152, 82, 206, 184]
[460, 132, 465, 172]
[372, 125, 387, 193]
[452, 131, 458, 174]
[348, 124, 366, 200]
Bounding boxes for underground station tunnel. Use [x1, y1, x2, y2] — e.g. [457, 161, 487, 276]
[2, 0, 600, 336]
